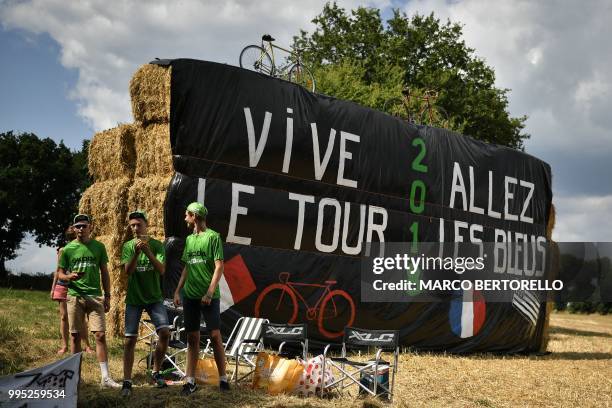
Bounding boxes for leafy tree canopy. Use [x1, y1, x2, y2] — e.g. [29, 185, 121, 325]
[294, 2, 528, 149]
[0, 131, 90, 273]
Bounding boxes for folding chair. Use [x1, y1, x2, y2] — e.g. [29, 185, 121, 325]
[202, 316, 269, 382]
[138, 299, 189, 378]
[234, 322, 308, 385]
[322, 327, 399, 401]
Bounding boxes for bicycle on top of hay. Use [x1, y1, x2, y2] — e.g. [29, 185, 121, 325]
[239, 34, 316, 92]
[254, 272, 355, 339]
[384, 88, 449, 129]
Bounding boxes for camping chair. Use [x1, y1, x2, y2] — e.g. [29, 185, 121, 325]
[322, 327, 399, 401]
[202, 316, 269, 382]
[138, 299, 189, 378]
[233, 322, 308, 385]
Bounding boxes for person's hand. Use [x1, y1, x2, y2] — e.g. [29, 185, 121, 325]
[136, 239, 152, 256]
[201, 293, 212, 305]
[68, 272, 81, 281]
[173, 292, 181, 307]
[103, 296, 110, 313]
[50, 290, 54, 300]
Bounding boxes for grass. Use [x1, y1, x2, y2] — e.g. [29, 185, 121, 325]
[0, 288, 611, 407]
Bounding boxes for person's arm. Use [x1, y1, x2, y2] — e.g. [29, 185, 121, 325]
[202, 260, 224, 305]
[138, 240, 165, 275]
[51, 252, 60, 298]
[174, 265, 188, 306]
[57, 267, 79, 282]
[124, 251, 139, 276]
[100, 263, 111, 312]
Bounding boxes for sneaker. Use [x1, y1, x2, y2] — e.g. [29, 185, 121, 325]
[121, 381, 132, 397]
[219, 380, 230, 392]
[181, 381, 197, 396]
[152, 371, 167, 388]
[101, 377, 121, 389]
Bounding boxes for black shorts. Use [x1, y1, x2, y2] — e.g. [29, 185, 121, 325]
[183, 297, 220, 333]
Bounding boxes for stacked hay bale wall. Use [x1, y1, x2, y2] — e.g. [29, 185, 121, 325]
[78, 63, 172, 336]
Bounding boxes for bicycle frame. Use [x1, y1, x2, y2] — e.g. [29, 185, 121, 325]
[283, 280, 334, 315]
[261, 39, 301, 76]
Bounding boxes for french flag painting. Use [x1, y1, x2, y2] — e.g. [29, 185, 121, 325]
[219, 254, 256, 313]
[449, 290, 486, 338]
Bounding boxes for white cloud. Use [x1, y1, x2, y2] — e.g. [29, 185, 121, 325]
[552, 194, 612, 242]
[5, 235, 57, 275]
[0, 0, 390, 131]
[401, 0, 612, 156]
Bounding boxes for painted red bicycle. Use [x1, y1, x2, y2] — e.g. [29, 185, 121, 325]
[254, 272, 355, 339]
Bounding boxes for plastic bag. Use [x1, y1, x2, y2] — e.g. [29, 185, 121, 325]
[252, 352, 304, 395]
[295, 354, 335, 397]
[195, 357, 219, 385]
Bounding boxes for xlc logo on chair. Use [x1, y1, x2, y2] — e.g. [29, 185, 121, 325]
[266, 326, 304, 336]
[348, 331, 395, 343]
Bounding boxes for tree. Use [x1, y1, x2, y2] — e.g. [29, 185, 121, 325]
[294, 3, 528, 149]
[0, 131, 90, 277]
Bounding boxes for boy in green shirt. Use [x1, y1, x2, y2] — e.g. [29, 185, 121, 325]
[173, 202, 228, 395]
[120, 210, 169, 397]
[57, 214, 120, 388]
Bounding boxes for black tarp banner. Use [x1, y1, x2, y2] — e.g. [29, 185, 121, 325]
[161, 59, 553, 352]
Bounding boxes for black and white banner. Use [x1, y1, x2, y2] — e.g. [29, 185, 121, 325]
[0, 353, 81, 408]
[158, 59, 554, 352]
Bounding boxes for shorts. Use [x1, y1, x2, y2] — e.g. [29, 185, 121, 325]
[124, 302, 170, 337]
[67, 295, 106, 333]
[52, 284, 68, 301]
[183, 297, 220, 332]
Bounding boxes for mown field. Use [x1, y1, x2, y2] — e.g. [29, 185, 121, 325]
[0, 288, 610, 407]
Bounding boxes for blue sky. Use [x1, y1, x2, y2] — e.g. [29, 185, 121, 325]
[2, 0, 611, 274]
[1, 29, 89, 149]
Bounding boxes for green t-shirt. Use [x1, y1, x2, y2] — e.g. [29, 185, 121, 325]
[120, 237, 165, 305]
[58, 239, 108, 297]
[181, 229, 224, 300]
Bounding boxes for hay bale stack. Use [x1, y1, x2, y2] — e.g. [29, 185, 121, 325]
[78, 178, 131, 238]
[78, 63, 174, 337]
[134, 123, 173, 177]
[95, 234, 128, 336]
[539, 202, 557, 352]
[129, 64, 171, 125]
[127, 175, 173, 239]
[88, 124, 137, 181]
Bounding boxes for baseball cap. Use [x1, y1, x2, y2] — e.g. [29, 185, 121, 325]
[186, 202, 208, 217]
[128, 210, 148, 221]
[73, 214, 91, 225]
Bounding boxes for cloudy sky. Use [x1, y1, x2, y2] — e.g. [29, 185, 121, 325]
[1, 0, 611, 274]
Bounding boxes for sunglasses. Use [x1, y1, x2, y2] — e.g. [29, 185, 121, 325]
[73, 224, 89, 229]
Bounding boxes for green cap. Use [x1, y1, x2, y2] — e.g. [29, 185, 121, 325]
[187, 202, 208, 217]
[73, 214, 91, 225]
[128, 210, 148, 221]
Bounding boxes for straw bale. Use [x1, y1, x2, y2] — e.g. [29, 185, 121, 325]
[538, 203, 557, 352]
[134, 123, 173, 178]
[78, 178, 131, 238]
[88, 124, 137, 182]
[95, 234, 127, 337]
[129, 64, 171, 125]
[127, 175, 173, 241]
[546, 203, 556, 240]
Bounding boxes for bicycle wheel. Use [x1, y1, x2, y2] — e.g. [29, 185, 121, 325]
[239, 45, 274, 76]
[383, 97, 411, 122]
[317, 289, 356, 339]
[420, 106, 449, 129]
[288, 63, 316, 92]
[254, 284, 298, 323]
